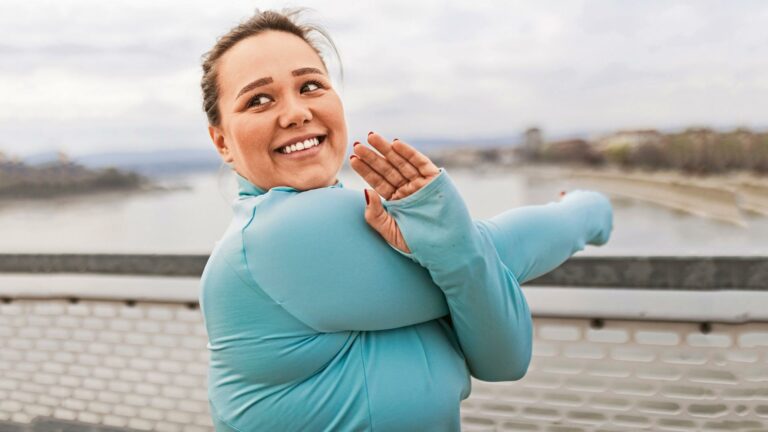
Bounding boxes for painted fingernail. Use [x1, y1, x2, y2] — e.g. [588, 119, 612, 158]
[350, 154, 357, 160]
[368, 131, 373, 136]
[364, 189, 370, 205]
[353, 141, 360, 147]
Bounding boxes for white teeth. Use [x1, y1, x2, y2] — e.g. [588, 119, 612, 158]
[280, 137, 321, 154]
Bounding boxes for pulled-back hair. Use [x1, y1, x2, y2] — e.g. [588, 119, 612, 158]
[200, 8, 341, 126]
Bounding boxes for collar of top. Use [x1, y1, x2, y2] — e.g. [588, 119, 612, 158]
[234, 171, 344, 197]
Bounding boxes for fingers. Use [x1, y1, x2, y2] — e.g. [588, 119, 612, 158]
[352, 141, 408, 189]
[391, 139, 440, 178]
[367, 133, 421, 180]
[349, 155, 396, 199]
[364, 189, 411, 254]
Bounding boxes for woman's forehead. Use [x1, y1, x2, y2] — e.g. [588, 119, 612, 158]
[218, 31, 325, 94]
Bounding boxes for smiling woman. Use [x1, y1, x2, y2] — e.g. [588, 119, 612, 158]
[198, 8, 613, 432]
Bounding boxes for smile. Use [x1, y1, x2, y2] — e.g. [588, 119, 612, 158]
[276, 135, 326, 155]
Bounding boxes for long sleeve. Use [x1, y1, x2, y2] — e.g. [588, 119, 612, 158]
[383, 168, 613, 381]
[242, 169, 612, 341]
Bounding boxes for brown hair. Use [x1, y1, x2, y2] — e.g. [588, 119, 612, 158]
[200, 8, 342, 126]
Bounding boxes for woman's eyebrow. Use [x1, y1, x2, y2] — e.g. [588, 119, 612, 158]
[236, 67, 326, 100]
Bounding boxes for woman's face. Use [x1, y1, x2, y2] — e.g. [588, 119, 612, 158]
[209, 30, 348, 191]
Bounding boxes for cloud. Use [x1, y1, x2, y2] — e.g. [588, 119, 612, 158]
[2, 0, 767, 156]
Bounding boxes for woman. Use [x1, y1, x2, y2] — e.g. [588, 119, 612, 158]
[198, 9, 613, 432]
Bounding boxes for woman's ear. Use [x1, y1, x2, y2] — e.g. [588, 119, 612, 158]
[209, 125, 234, 163]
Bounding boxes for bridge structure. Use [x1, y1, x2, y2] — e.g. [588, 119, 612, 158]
[0, 254, 766, 431]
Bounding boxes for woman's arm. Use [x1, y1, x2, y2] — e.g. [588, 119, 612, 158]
[380, 170, 613, 382]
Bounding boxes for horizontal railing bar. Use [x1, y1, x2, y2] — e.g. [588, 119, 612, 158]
[0, 254, 766, 290]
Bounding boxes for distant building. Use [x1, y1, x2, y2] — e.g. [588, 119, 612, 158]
[523, 127, 543, 158]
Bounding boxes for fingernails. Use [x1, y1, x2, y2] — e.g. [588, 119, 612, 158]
[349, 154, 358, 160]
[364, 189, 370, 205]
[560, 190, 566, 197]
[368, 131, 373, 136]
[353, 141, 360, 147]
[393, 138, 399, 141]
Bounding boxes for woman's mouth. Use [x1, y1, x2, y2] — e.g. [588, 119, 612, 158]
[275, 135, 326, 157]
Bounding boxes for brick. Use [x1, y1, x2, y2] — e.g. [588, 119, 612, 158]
[165, 410, 192, 424]
[93, 367, 116, 380]
[103, 414, 129, 427]
[62, 398, 87, 411]
[41, 362, 66, 374]
[53, 408, 77, 421]
[0, 327, 12, 337]
[145, 371, 171, 385]
[59, 376, 80, 387]
[119, 370, 143, 382]
[164, 322, 189, 335]
[55, 316, 80, 328]
[83, 378, 107, 391]
[93, 304, 118, 318]
[51, 351, 73, 363]
[88, 401, 112, 414]
[62, 340, 85, 352]
[155, 421, 182, 432]
[157, 360, 183, 374]
[177, 400, 207, 414]
[18, 381, 44, 394]
[104, 356, 127, 369]
[120, 306, 144, 319]
[176, 308, 202, 322]
[141, 346, 165, 359]
[185, 362, 207, 376]
[24, 350, 48, 362]
[182, 336, 205, 349]
[0, 304, 23, 315]
[114, 405, 138, 417]
[140, 407, 164, 421]
[183, 425, 211, 432]
[97, 391, 121, 404]
[78, 353, 100, 366]
[24, 404, 52, 417]
[97, 330, 123, 344]
[49, 386, 72, 398]
[10, 390, 34, 404]
[135, 383, 160, 396]
[72, 388, 96, 401]
[8, 338, 33, 350]
[161, 386, 186, 399]
[77, 411, 102, 424]
[35, 302, 65, 315]
[124, 333, 149, 345]
[18, 327, 42, 338]
[114, 345, 139, 358]
[128, 417, 155, 431]
[150, 396, 176, 410]
[27, 316, 51, 326]
[153, 334, 177, 347]
[107, 380, 132, 393]
[33, 373, 57, 385]
[72, 329, 96, 342]
[124, 394, 149, 407]
[82, 317, 105, 329]
[0, 378, 19, 391]
[67, 303, 90, 316]
[10, 412, 29, 424]
[37, 394, 58, 407]
[191, 388, 208, 402]
[173, 374, 201, 388]
[68, 365, 90, 377]
[195, 414, 214, 426]
[130, 358, 154, 371]
[87, 343, 111, 355]
[109, 319, 133, 332]
[147, 307, 174, 321]
[136, 321, 161, 333]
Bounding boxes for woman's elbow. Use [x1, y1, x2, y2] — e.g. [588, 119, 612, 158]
[471, 340, 533, 382]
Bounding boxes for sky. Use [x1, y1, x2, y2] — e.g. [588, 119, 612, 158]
[1, 0, 766, 157]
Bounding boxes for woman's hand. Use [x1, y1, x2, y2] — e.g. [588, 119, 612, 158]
[349, 132, 441, 254]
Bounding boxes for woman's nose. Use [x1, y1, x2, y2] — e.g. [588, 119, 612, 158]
[278, 95, 313, 128]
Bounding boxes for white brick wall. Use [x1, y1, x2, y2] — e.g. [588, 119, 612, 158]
[1, 298, 767, 431]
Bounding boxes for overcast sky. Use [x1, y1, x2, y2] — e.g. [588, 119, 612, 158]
[1, 0, 766, 157]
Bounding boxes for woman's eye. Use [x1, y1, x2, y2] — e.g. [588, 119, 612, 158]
[301, 80, 324, 93]
[247, 94, 272, 108]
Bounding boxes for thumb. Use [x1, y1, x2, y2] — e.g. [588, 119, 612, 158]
[363, 189, 411, 253]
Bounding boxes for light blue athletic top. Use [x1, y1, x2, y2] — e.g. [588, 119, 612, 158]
[199, 167, 613, 431]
